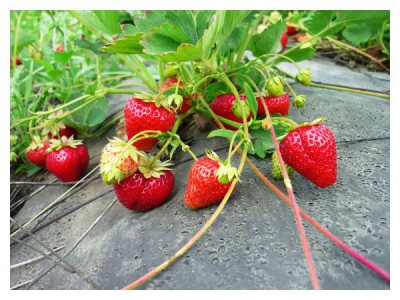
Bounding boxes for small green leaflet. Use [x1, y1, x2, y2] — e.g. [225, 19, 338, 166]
[204, 82, 230, 102]
[78, 11, 123, 36]
[244, 82, 257, 118]
[245, 123, 288, 158]
[54, 51, 74, 66]
[207, 129, 235, 139]
[100, 34, 144, 54]
[247, 21, 286, 56]
[272, 48, 316, 65]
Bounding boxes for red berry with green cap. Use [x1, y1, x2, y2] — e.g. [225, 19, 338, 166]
[279, 121, 337, 188]
[124, 97, 176, 151]
[46, 136, 90, 182]
[184, 151, 238, 209]
[26, 137, 51, 168]
[113, 156, 175, 211]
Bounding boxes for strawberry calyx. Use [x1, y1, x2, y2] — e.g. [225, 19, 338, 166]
[48, 135, 83, 152]
[138, 154, 173, 179]
[205, 150, 239, 184]
[278, 117, 326, 141]
[205, 150, 222, 163]
[38, 106, 71, 137]
[26, 135, 48, 152]
[216, 161, 240, 184]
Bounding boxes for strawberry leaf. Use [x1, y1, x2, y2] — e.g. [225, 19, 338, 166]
[207, 129, 236, 139]
[54, 51, 73, 66]
[202, 10, 250, 59]
[273, 48, 315, 64]
[65, 97, 109, 131]
[204, 82, 230, 102]
[100, 33, 144, 54]
[247, 21, 286, 56]
[78, 11, 123, 36]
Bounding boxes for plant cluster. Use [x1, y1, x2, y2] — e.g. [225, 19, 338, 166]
[11, 10, 390, 289]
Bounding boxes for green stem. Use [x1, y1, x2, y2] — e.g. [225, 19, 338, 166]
[196, 107, 242, 129]
[149, 136, 172, 166]
[123, 144, 248, 290]
[271, 116, 299, 128]
[219, 73, 249, 136]
[274, 67, 390, 99]
[158, 61, 164, 84]
[12, 11, 24, 70]
[234, 22, 252, 65]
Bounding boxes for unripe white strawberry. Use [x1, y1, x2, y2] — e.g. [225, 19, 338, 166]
[100, 138, 142, 184]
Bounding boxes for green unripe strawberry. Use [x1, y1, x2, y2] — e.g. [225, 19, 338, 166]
[271, 151, 294, 180]
[266, 76, 284, 97]
[100, 138, 142, 184]
[295, 68, 312, 86]
[232, 99, 251, 120]
[163, 64, 178, 79]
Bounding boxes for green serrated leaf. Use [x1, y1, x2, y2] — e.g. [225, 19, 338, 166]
[124, 11, 166, 35]
[79, 10, 123, 36]
[100, 33, 144, 54]
[244, 82, 257, 118]
[247, 21, 286, 56]
[164, 11, 198, 44]
[54, 51, 74, 66]
[142, 23, 192, 54]
[195, 11, 215, 38]
[48, 69, 62, 80]
[74, 39, 105, 55]
[207, 129, 236, 139]
[65, 97, 109, 131]
[273, 48, 316, 64]
[202, 10, 249, 59]
[306, 11, 338, 35]
[335, 10, 389, 25]
[342, 24, 373, 45]
[204, 82, 230, 102]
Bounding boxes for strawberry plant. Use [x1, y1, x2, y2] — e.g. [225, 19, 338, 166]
[10, 10, 390, 290]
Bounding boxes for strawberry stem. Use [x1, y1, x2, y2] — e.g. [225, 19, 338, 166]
[240, 75, 321, 289]
[122, 146, 249, 290]
[271, 116, 299, 128]
[242, 156, 390, 283]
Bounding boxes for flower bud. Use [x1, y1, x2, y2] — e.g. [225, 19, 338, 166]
[293, 95, 307, 108]
[295, 68, 312, 86]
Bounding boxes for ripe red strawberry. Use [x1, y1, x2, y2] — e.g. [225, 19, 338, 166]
[48, 125, 79, 139]
[26, 137, 51, 168]
[10, 57, 22, 67]
[46, 137, 90, 182]
[210, 94, 251, 130]
[55, 45, 65, 52]
[113, 158, 175, 211]
[280, 32, 289, 52]
[279, 122, 337, 188]
[184, 154, 237, 210]
[256, 93, 290, 117]
[159, 77, 194, 114]
[124, 97, 176, 151]
[286, 25, 300, 36]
